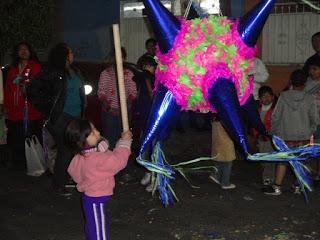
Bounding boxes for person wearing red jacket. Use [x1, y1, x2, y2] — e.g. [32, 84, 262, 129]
[256, 86, 276, 186]
[4, 42, 42, 171]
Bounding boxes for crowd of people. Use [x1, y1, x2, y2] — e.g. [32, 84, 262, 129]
[1, 32, 320, 239]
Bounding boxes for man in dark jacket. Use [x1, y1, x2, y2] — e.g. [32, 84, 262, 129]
[303, 32, 320, 76]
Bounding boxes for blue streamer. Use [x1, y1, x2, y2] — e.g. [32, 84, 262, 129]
[249, 136, 314, 201]
[137, 142, 176, 207]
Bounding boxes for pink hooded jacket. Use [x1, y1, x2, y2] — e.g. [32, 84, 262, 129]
[67, 139, 131, 197]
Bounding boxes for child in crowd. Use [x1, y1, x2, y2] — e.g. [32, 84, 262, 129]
[134, 57, 157, 192]
[305, 58, 320, 180]
[65, 119, 132, 240]
[209, 114, 236, 190]
[264, 70, 318, 195]
[256, 86, 276, 186]
[135, 57, 156, 128]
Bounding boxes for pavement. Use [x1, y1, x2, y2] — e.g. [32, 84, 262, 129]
[1, 122, 320, 240]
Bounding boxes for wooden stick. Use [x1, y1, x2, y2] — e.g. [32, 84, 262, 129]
[112, 24, 129, 131]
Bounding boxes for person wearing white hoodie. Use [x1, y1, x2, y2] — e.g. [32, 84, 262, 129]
[264, 69, 318, 196]
[250, 57, 270, 100]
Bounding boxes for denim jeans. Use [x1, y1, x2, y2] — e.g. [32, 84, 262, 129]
[48, 113, 75, 189]
[214, 161, 233, 186]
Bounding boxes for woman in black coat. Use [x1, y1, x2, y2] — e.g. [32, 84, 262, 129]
[27, 43, 86, 196]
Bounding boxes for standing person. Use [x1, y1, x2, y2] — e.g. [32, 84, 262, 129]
[256, 86, 276, 186]
[0, 68, 7, 168]
[136, 38, 157, 70]
[249, 57, 270, 100]
[27, 42, 86, 195]
[97, 47, 137, 149]
[303, 32, 320, 76]
[264, 70, 318, 195]
[4, 42, 42, 171]
[306, 58, 320, 110]
[134, 57, 157, 191]
[209, 114, 236, 190]
[305, 58, 320, 180]
[134, 57, 156, 131]
[66, 119, 132, 240]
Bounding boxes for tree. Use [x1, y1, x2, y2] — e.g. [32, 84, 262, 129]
[0, 0, 55, 64]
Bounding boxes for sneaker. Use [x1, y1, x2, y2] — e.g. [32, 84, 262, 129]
[292, 185, 301, 195]
[145, 183, 154, 192]
[140, 173, 151, 186]
[208, 174, 220, 185]
[65, 179, 76, 188]
[263, 178, 272, 186]
[221, 184, 236, 190]
[121, 173, 134, 183]
[263, 185, 282, 196]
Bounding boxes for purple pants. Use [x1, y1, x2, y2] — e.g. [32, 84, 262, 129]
[82, 193, 112, 240]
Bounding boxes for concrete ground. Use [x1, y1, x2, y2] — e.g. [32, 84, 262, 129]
[1, 122, 320, 240]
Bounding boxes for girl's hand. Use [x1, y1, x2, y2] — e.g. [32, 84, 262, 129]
[121, 130, 133, 141]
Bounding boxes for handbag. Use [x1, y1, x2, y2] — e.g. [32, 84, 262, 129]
[23, 72, 47, 176]
[41, 88, 62, 172]
[25, 135, 46, 176]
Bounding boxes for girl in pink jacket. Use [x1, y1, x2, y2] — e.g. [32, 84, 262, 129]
[65, 119, 132, 240]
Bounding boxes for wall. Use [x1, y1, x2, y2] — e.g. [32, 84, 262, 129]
[265, 64, 301, 95]
[59, 0, 119, 61]
[245, 0, 303, 95]
[231, 0, 245, 17]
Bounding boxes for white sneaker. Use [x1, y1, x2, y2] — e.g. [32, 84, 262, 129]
[145, 183, 154, 192]
[221, 184, 236, 190]
[263, 178, 272, 186]
[140, 173, 151, 186]
[263, 185, 282, 195]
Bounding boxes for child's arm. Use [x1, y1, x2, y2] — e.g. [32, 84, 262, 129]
[309, 95, 319, 132]
[270, 96, 284, 135]
[126, 71, 138, 102]
[97, 70, 111, 106]
[98, 131, 133, 174]
[67, 157, 83, 184]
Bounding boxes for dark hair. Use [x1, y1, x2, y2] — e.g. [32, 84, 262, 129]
[145, 38, 157, 47]
[65, 119, 93, 154]
[141, 56, 157, 67]
[108, 46, 127, 60]
[308, 57, 320, 68]
[312, 32, 320, 39]
[48, 42, 79, 76]
[48, 42, 70, 71]
[258, 86, 274, 98]
[11, 42, 39, 67]
[290, 69, 307, 87]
